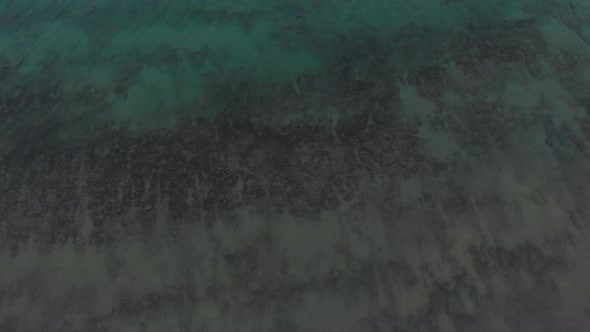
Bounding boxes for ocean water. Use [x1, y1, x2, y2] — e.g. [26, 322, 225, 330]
[1, 1, 590, 331]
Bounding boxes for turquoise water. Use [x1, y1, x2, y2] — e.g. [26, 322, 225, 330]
[0, 1, 587, 135]
[2, 2, 590, 331]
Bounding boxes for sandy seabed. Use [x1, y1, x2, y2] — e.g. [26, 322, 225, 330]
[1, 1, 590, 331]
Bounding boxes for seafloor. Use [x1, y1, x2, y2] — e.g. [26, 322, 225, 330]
[1, 1, 590, 331]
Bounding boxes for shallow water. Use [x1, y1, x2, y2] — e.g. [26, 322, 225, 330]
[1, 1, 590, 331]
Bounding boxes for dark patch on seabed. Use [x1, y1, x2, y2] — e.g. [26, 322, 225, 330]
[1, 1, 590, 331]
